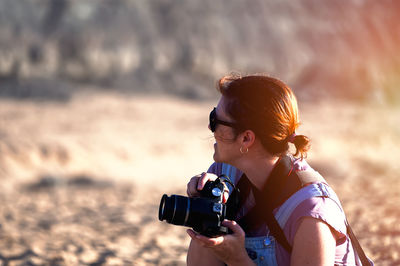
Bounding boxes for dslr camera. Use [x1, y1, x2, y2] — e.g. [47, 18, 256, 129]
[158, 176, 238, 237]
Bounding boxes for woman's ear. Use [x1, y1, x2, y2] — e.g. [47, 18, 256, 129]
[240, 129, 256, 149]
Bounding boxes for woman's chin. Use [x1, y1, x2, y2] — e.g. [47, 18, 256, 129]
[212, 143, 218, 161]
[214, 154, 228, 164]
[213, 152, 222, 163]
[213, 153, 218, 162]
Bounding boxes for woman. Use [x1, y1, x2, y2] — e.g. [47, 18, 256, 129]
[185, 74, 364, 265]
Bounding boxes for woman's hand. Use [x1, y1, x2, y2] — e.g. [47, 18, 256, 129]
[186, 172, 229, 203]
[187, 220, 255, 266]
[186, 172, 217, 197]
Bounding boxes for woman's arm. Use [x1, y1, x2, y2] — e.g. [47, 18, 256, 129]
[290, 217, 337, 266]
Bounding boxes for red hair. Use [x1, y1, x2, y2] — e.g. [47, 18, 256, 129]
[217, 73, 310, 158]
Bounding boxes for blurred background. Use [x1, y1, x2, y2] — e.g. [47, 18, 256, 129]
[0, 0, 399, 265]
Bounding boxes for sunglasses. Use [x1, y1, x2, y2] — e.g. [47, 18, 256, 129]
[209, 107, 239, 132]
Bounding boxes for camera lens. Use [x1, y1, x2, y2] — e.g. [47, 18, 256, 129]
[158, 194, 190, 226]
[159, 194, 168, 221]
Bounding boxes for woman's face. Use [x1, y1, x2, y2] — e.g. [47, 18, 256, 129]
[210, 96, 241, 164]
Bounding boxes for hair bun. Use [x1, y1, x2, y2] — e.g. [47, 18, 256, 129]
[293, 134, 310, 158]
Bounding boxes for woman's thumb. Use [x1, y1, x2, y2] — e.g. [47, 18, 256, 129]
[222, 220, 245, 237]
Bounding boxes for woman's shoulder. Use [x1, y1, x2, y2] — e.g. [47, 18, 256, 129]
[288, 195, 347, 237]
[278, 156, 348, 239]
[289, 158, 346, 231]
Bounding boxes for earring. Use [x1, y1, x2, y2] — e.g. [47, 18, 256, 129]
[240, 147, 249, 154]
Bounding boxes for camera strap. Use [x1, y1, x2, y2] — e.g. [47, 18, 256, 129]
[237, 156, 297, 253]
[219, 175, 242, 221]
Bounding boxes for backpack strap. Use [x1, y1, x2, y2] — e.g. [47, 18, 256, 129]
[346, 219, 374, 266]
[274, 182, 344, 228]
[283, 167, 373, 266]
[296, 168, 326, 185]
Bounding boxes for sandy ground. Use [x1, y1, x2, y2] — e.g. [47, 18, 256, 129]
[0, 90, 399, 265]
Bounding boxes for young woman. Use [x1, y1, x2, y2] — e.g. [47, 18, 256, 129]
[185, 74, 364, 265]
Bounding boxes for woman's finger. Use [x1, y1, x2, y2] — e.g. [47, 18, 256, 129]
[222, 190, 229, 204]
[186, 229, 198, 239]
[186, 229, 224, 247]
[222, 220, 245, 238]
[195, 232, 224, 246]
[187, 174, 202, 197]
[197, 172, 208, 190]
[197, 172, 220, 190]
[187, 173, 220, 197]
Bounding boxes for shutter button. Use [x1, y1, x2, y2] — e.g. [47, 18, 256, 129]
[263, 238, 271, 246]
[212, 188, 222, 197]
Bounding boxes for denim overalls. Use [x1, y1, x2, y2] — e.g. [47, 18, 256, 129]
[220, 163, 365, 266]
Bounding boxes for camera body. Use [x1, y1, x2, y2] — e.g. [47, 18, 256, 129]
[159, 178, 230, 237]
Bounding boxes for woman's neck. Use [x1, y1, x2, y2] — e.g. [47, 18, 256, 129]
[237, 155, 280, 191]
